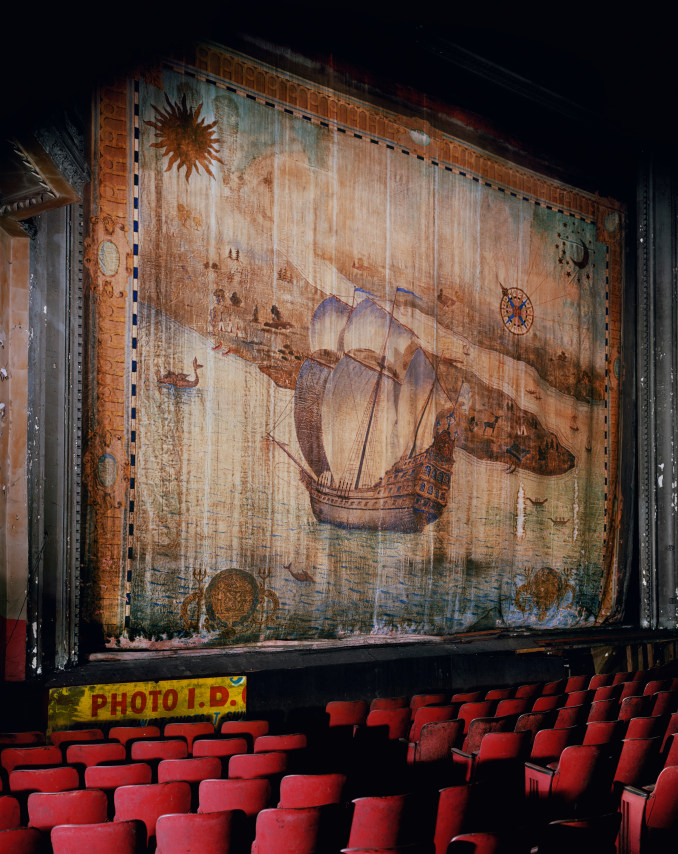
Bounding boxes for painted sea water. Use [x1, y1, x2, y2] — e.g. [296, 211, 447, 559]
[130, 302, 606, 643]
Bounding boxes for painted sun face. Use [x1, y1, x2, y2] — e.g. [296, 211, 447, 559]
[145, 93, 224, 181]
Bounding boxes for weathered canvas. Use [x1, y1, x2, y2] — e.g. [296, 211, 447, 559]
[83, 44, 625, 647]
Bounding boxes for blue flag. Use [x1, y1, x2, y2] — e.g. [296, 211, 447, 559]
[354, 286, 375, 297]
[396, 287, 422, 299]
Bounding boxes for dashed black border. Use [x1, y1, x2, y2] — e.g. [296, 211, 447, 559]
[125, 79, 140, 631]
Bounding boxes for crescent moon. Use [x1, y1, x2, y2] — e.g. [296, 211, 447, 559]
[571, 239, 589, 270]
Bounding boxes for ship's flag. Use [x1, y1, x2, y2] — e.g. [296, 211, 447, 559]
[456, 381, 472, 414]
[396, 286, 422, 299]
[354, 286, 375, 297]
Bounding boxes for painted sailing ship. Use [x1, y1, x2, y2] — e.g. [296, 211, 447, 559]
[269, 288, 459, 533]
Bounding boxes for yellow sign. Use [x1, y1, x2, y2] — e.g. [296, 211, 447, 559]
[47, 675, 246, 734]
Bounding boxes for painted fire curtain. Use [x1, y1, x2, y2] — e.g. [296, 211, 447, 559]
[82, 44, 626, 648]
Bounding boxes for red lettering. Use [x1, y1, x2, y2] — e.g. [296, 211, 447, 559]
[162, 689, 178, 711]
[91, 694, 108, 717]
[187, 687, 196, 709]
[130, 691, 147, 714]
[110, 692, 127, 716]
[149, 690, 161, 712]
[210, 686, 229, 708]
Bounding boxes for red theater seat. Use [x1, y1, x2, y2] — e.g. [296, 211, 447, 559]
[514, 711, 557, 744]
[50, 729, 105, 749]
[0, 733, 44, 748]
[0, 795, 20, 830]
[164, 722, 215, 753]
[450, 691, 482, 704]
[484, 688, 513, 702]
[543, 679, 567, 696]
[0, 827, 44, 854]
[612, 672, 634, 686]
[326, 700, 369, 728]
[612, 737, 661, 796]
[155, 810, 235, 854]
[114, 781, 191, 844]
[453, 731, 529, 784]
[564, 690, 593, 708]
[228, 751, 288, 780]
[366, 708, 411, 741]
[1, 745, 62, 774]
[448, 831, 509, 853]
[494, 698, 530, 717]
[65, 741, 126, 767]
[460, 716, 511, 754]
[254, 733, 307, 753]
[593, 684, 623, 703]
[433, 786, 471, 854]
[9, 766, 79, 794]
[553, 704, 588, 729]
[588, 673, 613, 690]
[51, 819, 145, 854]
[618, 696, 653, 723]
[529, 728, 576, 766]
[109, 725, 161, 747]
[565, 676, 590, 693]
[129, 738, 188, 763]
[220, 720, 269, 741]
[27, 789, 108, 832]
[411, 693, 449, 711]
[369, 697, 409, 711]
[514, 684, 542, 699]
[408, 720, 464, 765]
[583, 719, 625, 745]
[157, 756, 222, 784]
[587, 699, 619, 723]
[531, 695, 564, 712]
[347, 793, 410, 848]
[199, 778, 271, 817]
[409, 706, 457, 743]
[618, 765, 678, 853]
[84, 762, 153, 792]
[624, 716, 664, 740]
[251, 806, 321, 854]
[456, 702, 495, 736]
[278, 773, 346, 808]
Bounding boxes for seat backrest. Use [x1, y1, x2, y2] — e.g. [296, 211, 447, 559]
[192, 737, 248, 760]
[109, 725, 161, 746]
[0, 827, 44, 854]
[514, 711, 555, 742]
[625, 716, 664, 740]
[618, 695, 653, 723]
[529, 727, 575, 765]
[0, 796, 20, 831]
[278, 773, 346, 808]
[450, 691, 482, 704]
[643, 679, 670, 696]
[412, 720, 464, 763]
[433, 786, 471, 854]
[611, 672, 633, 686]
[198, 777, 271, 817]
[660, 710, 678, 751]
[113, 781, 191, 841]
[156, 810, 234, 854]
[369, 697, 409, 712]
[554, 704, 587, 729]
[164, 722, 215, 752]
[592, 684, 623, 703]
[514, 684, 542, 699]
[348, 793, 409, 848]
[51, 819, 145, 854]
[494, 698, 530, 717]
[646, 765, 678, 830]
[587, 699, 619, 723]
[587, 673, 612, 690]
[532, 694, 564, 712]
[1, 745, 62, 773]
[409, 706, 456, 743]
[157, 756, 222, 783]
[652, 690, 678, 717]
[474, 731, 530, 778]
[565, 676, 590, 693]
[84, 762, 152, 791]
[220, 720, 269, 741]
[325, 700, 369, 727]
[129, 739, 188, 762]
[583, 719, 625, 745]
[462, 716, 511, 754]
[543, 679, 567, 696]
[456, 702, 495, 735]
[613, 737, 661, 790]
[9, 765, 80, 794]
[0, 732, 44, 748]
[447, 832, 505, 853]
[618, 681, 645, 702]
[65, 741, 126, 767]
[564, 690, 593, 708]
[484, 688, 513, 701]
[27, 789, 108, 832]
[251, 807, 321, 854]
[254, 734, 307, 753]
[410, 693, 449, 711]
[365, 708, 411, 740]
[551, 745, 612, 808]
[228, 751, 288, 779]
[50, 729, 105, 749]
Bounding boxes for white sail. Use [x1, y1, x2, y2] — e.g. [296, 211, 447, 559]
[294, 358, 333, 479]
[321, 354, 400, 488]
[309, 295, 351, 357]
[343, 297, 415, 380]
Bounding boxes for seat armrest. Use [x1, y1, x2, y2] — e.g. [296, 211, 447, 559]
[618, 784, 650, 854]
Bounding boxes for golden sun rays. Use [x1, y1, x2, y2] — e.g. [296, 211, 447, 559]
[145, 93, 224, 181]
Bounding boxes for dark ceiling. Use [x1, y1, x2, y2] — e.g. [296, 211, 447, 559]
[2, 5, 676, 197]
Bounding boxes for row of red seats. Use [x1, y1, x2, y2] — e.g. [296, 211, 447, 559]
[1, 666, 677, 852]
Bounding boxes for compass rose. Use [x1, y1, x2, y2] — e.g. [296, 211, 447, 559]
[499, 283, 534, 335]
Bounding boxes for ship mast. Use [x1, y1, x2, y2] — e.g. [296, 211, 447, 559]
[353, 290, 399, 489]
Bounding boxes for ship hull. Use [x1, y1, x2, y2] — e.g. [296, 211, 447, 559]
[302, 432, 454, 533]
